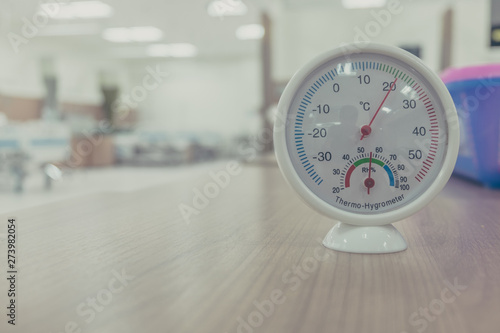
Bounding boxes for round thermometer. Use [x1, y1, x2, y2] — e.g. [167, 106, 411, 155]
[274, 43, 459, 253]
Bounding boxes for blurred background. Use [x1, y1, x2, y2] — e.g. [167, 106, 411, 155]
[0, 0, 498, 212]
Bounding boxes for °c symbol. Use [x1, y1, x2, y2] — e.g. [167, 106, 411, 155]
[360, 101, 371, 111]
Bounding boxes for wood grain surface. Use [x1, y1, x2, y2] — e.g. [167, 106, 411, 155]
[1, 164, 499, 333]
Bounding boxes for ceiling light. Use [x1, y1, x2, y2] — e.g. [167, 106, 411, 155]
[342, 0, 386, 9]
[129, 26, 163, 42]
[236, 24, 264, 40]
[41, 1, 114, 20]
[102, 26, 163, 43]
[102, 27, 130, 43]
[147, 43, 198, 58]
[207, 0, 248, 17]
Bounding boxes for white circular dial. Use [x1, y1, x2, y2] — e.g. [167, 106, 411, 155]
[274, 43, 459, 226]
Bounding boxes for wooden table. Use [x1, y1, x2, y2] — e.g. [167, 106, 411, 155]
[1, 164, 500, 333]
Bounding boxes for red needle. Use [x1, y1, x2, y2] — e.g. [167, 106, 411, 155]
[364, 152, 375, 195]
[360, 78, 398, 140]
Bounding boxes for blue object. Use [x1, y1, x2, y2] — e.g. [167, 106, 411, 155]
[442, 65, 500, 188]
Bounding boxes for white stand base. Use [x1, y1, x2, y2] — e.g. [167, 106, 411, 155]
[323, 222, 407, 254]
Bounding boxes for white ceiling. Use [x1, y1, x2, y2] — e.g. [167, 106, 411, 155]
[0, 0, 269, 58]
[0, 0, 479, 59]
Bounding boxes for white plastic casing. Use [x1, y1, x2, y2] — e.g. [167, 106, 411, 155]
[274, 43, 459, 227]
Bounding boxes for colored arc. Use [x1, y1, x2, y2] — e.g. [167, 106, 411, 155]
[345, 158, 395, 187]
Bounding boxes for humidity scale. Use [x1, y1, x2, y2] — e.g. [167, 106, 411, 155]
[274, 43, 459, 253]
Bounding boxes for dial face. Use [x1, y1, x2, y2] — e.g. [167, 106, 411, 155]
[283, 52, 450, 215]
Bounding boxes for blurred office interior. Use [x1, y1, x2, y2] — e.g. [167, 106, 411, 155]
[0, 0, 497, 212]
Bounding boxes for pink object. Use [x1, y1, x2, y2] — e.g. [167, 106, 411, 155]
[441, 64, 500, 84]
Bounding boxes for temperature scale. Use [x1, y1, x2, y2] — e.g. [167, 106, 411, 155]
[274, 43, 459, 254]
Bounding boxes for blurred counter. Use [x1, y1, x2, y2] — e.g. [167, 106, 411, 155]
[1, 165, 499, 333]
